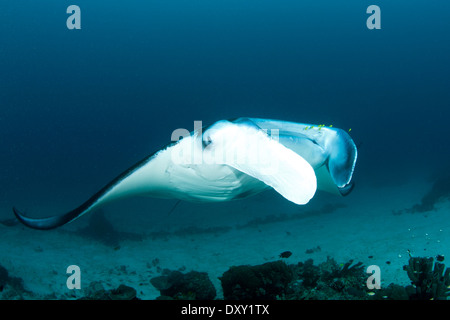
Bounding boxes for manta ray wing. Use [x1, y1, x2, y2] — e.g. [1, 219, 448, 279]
[201, 120, 317, 205]
[13, 117, 357, 230]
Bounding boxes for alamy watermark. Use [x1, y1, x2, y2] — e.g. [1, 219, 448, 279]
[66, 265, 81, 289]
[66, 5, 381, 31]
[64, 263, 381, 292]
[66, 5, 81, 30]
[367, 5, 381, 30]
[366, 265, 381, 290]
[168, 120, 281, 175]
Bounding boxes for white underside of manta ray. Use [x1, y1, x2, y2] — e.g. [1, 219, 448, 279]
[13, 117, 357, 230]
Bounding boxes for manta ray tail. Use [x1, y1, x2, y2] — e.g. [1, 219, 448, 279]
[12, 174, 120, 230]
[12, 151, 157, 230]
[13, 206, 88, 230]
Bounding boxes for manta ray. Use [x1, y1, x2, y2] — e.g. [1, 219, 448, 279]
[13, 117, 357, 230]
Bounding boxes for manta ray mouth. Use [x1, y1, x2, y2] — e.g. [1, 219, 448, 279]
[338, 182, 355, 196]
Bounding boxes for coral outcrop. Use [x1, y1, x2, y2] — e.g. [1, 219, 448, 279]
[0, 263, 28, 299]
[79, 282, 139, 300]
[403, 256, 450, 300]
[220, 261, 293, 300]
[150, 270, 216, 300]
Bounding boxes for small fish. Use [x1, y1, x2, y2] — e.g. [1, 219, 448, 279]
[279, 251, 292, 258]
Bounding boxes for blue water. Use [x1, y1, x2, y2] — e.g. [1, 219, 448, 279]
[1, 0, 450, 300]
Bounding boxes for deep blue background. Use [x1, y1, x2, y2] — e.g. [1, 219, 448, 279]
[1, 1, 449, 223]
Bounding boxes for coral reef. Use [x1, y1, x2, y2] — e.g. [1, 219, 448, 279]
[3, 254, 450, 300]
[219, 258, 370, 300]
[0, 263, 28, 299]
[219, 261, 294, 300]
[150, 270, 216, 300]
[0, 264, 7, 290]
[402, 256, 450, 300]
[79, 282, 139, 300]
[377, 283, 412, 300]
[368, 256, 450, 300]
[285, 257, 368, 300]
[219, 256, 450, 300]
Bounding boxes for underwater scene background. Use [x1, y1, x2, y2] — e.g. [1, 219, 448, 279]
[1, 0, 450, 300]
